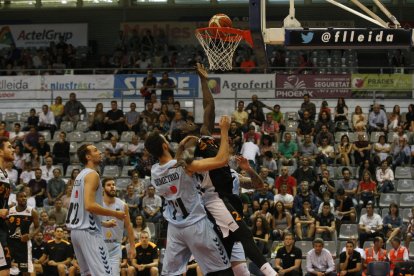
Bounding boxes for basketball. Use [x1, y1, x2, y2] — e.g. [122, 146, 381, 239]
[208, 13, 232, 28]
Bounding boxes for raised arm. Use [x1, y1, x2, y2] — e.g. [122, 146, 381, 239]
[196, 63, 215, 136]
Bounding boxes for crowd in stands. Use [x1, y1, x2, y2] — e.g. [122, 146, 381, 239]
[3, 89, 414, 275]
[0, 29, 410, 75]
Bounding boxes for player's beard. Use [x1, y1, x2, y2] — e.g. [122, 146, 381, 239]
[104, 190, 116, 198]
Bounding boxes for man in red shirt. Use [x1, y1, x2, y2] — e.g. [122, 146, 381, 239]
[274, 166, 297, 196]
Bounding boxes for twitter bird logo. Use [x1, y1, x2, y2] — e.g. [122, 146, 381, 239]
[301, 32, 314, 44]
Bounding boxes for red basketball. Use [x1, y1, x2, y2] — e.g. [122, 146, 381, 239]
[208, 14, 232, 28]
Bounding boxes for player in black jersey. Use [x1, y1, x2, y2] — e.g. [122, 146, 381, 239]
[177, 64, 277, 276]
[7, 190, 40, 275]
[0, 137, 15, 275]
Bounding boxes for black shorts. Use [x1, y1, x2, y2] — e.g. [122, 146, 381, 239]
[135, 266, 152, 276]
[8, 239, 29, 272]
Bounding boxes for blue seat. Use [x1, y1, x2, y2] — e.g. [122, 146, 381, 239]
[367, 261, 390, 276]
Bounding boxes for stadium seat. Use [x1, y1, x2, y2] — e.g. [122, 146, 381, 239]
[69, 142, 78, 154]
[116, 178, 130, 191]
[120, 131, 135, 142]
[396, 179, 414, 193]
[285, 121, 299, 132]
[65, 164, 83, 178]
[95, 142, 106, 153]
[367, 261, 390, 276]
[38, 130, 51, 141]
[296, 241, 313, 258]
[324, 241, 337, 258]
[75, 121, 89, 132]
[339, 224, 358, 240]
[104, 130, 119, 139]
[370, 132, 385, 143]
[409, 243, 414, 259]
[85, 131, 102, 142]
[402, 208, 412, 223]
[121, 166, 135, 177]
[4, 112, 18, 123]
[285, 112, 299, 121]
[52, 132, 61, 141]
[67, 131, 85, 142]
[60, 121, 74, 133]
[395, 167, 412, 179]
[20, 112, 30, 122]
[102, 166, 120, 178]
[147, 222, 156, 241]
[379, 193, 400, 208]
[399, 194, 414, 208]
[301, 258, 307, 273]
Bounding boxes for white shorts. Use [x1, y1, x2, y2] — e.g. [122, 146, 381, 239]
[107, 243, 121, 276]
[71, 230, 112, 276]
[162, 217, 231, 275]
[203, 188, 239, 237]
[230, 242, 246, 263]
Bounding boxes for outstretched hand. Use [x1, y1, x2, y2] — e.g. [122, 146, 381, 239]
[236, 155, 251, 171]
[195, 63, 208, 79]
[179, 135, 198, 148]
[219, 116, 230, 131]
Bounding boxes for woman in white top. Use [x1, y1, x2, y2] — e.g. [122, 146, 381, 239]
[373, 135, 391, 164]
[376, 160, 394, 193]
[352, 105, 367, 132]
[388, 105, 401, 132]
[132, 214, 151, 242]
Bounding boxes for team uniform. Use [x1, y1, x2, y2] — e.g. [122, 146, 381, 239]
[134, 241, 158, 276]
[0, 168, 11, 271]
[66, 168, 112, 276]
[43, 238, 73, 275]
[102, 198, 126, 276]
[151, 159, 230, 275]
[7, 205, 34, 274]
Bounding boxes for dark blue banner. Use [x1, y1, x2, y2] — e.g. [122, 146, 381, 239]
[113, 73, 199, 98]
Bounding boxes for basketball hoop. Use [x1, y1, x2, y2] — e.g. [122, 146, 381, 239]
[195, 27, 253, 71]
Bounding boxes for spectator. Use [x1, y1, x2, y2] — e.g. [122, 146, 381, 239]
[337, 135, 352, 167]
[274, 233, 302, 276]
[271, 201, 292, 240]
[142, 186, 162, 223]
[12, 145, 25, 172]
[38, 104, 57, 138]
[358, 202, 383, 248]
[315, 202, 336, 241]
[228, 121, 243, 153]
[252, 216, 270, 255]
[388, 105, 401, 132]
[270, 104, 285, 132]
[40, 156, 55, 182]
[295, 196, 318, 238]
[392, 137, 411, 168]
[141, 70, 157, 104]
[135, 148, 156, 178]
[37, 135, 51, 160]
[405, 104, 414, 131]
[32, 232, 47, 275]
[38, 227, 73, 276]
[232, 101, 248, 131]
[28, 168, 47, 207]
[125, 102, 141, 133]
[245, 94, 272, 114]
[335, 187, 357, 223]
[142, 102, 159, 131]
[125, 184, 141, 220]
[131, 231, 159, 275]
[262, 151, 277, 177]
[50, 96, 64, 128]
[368, 104, 388, 133]
[292, 157, 317, 188]
[296, 110, 315, 139]
[352, 106, 367, 132]
[248, 104, 265, 127]
[299, 134, 319, 167]
[261, 113, 280, 142]
[315, 111, 335, 134]
[157, 72, 176, 103]
[336, 167, 358, 206]
[339, 240, 362, 276]
[299, 93, 316, 121]
[149, 93, 161, 112]
[391, 125, 408, 146]
[334, 97, 349, 123]
[48, 198, 67, 226]
[389, 237, 409, 276]
[313, 169, 335, 199]
[357, 171, 377, 208]
[44, 168, 65, 207]
[9, 122, 25, 148]
[275, 166, 297, 196]
[278, 132, 299, 168]
[251, 199, 273, 226]
[406, 207, 414, 247]
[63, 93, 86, 126]
[88, 103, 106, 135]
[154, 113, 171, 137]
[259, 167, 275, 188]
[305, 238, 336, 276]
[373, 135, 391, 165]
[52, 132, 70, 174]
[5, 161, 18, 189]
[23, 108, 39, 131]
[364, 236, 387, 272]
[20, 162, 35, 185]
[293, 181, 321, 215]
[319, 100, 331, 117]
[60, 185, 72, 210]
[103, 136, 125, 167]
[244, 125, 261, 145]
[383, 202, 402, 244]
[317, 137, 335, 165]
[352, 134, 371, 165]
[376, 160, 394, 193]
[358, 159, 377, 182]
[104, 100, 126, 136]
[315, 124, 334, 147]
[27, 147, 42, 169]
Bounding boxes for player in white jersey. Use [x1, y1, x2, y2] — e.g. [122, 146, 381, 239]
[101, 177, 136, 276]
[145, 116, 233, 276]
[0, 137, 15, 275]
[66, 144, 126, 276]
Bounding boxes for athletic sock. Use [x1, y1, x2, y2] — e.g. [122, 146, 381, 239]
[260, 262, 277, 276]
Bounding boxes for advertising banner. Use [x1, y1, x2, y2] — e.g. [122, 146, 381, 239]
[113, 73, 199, 99]
[0, 23, 88, 48]
[351, 74, 412, 99]
[0, 76, 43, 99]
[285, 28, 412, 49]
[275, 74, 351, 98]
[206, 74, 275, 99]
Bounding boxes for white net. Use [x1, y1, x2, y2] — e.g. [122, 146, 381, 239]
[195, 27, 244, 71]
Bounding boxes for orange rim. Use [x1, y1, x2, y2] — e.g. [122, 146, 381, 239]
[195, 27, 254, 47]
